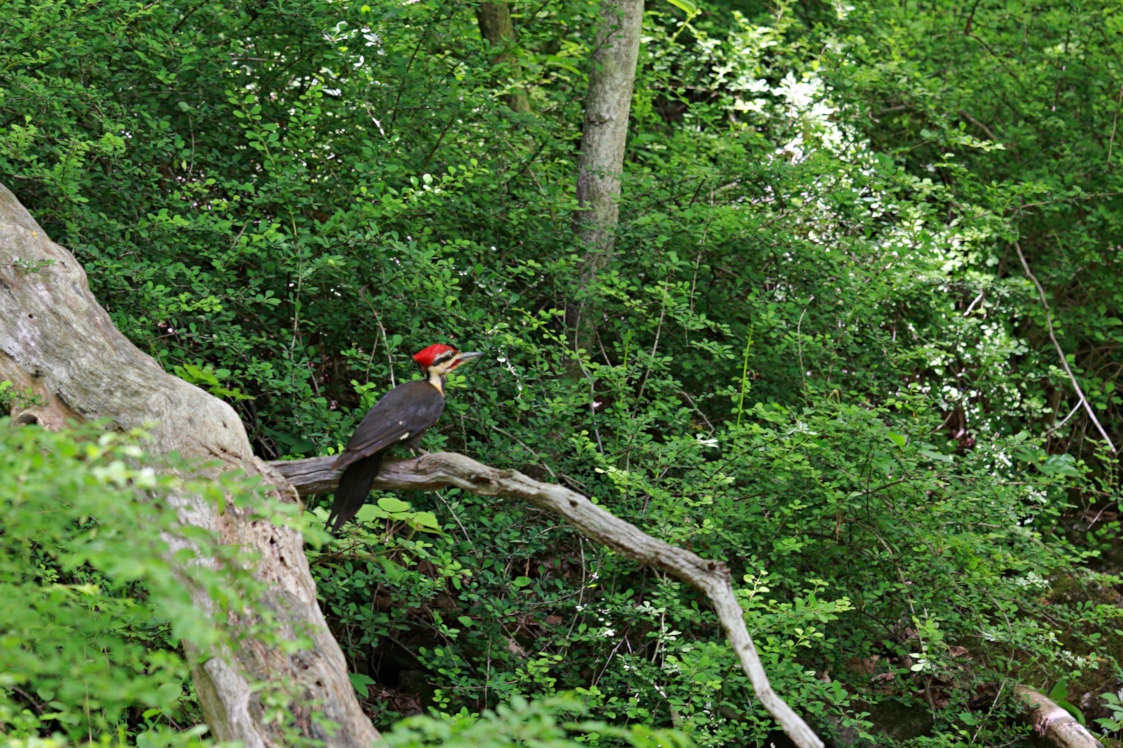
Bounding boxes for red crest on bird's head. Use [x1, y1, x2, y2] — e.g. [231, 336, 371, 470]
[412, 343, 456, 368]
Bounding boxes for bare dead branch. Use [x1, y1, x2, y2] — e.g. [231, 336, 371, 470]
[1108, 82, 1123, 166]
[272, 452, 825, 748]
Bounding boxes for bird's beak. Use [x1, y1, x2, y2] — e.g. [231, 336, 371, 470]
[448, 351, 483, 370]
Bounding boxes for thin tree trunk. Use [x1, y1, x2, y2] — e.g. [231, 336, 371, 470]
[0, 182, 379, 747]
[574, 0, 643, 263]
[475, 2, 531, 114]
[569, 0, 644, 346]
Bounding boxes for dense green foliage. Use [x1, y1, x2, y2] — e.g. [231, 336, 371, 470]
[827, 0, 1123, 462]
[2, 0, 1121, 745]
[0, 420, 271, 745]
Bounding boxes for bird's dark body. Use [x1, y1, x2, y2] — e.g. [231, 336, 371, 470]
[327, 379, 446, 533]
[326, 344, 480, 534]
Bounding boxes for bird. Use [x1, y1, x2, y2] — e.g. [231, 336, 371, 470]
[326, 343, 483, 533]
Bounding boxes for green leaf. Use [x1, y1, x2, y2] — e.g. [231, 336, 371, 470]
[664, 0, 700, 17]
[349, 672, 375, 698]
[377, 497, 412, 514]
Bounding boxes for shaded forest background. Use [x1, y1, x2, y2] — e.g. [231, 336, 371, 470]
[2, 0, 1122, 744]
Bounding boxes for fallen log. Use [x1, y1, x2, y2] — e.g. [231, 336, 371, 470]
[1015, 685, 1104, 748]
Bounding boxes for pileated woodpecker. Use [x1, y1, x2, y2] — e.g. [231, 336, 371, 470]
[327, 343, 482, 533]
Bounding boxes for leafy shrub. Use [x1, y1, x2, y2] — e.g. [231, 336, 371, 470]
[0, 419, 281, 745]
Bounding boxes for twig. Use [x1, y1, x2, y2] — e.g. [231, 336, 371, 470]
[1043, 402, 1081, 437]
[570, 307, 605, 455]
[634, 286, 667, 407]
[1013, 239, 1117, 454]
[1086, 501, 1112, 529]
[972, 680, 1005, 743]
[286, 224, 309, 395]
[1017, 190, 1123, 211]
[358, 289, 396, 388]
[432, 488, 475, 552]
[797, 299, 813, 391]
[677, 388, 716, 433]
[591, 635, 628, 688]
[1108, 82, 1123, 166]
[963, 288, 985, 316]
[484, 423, 559, 479]
[957, 109, 998, 141]
[566, 537, 589, 640]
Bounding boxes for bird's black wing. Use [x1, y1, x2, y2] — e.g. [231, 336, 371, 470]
[331, 380, 446, 471]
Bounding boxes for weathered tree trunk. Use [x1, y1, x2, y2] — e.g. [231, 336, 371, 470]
[475, 1, 531, 114]
[0, 183, 379, 747]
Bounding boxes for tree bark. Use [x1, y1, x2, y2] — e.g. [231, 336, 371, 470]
[475, 2, 531, 114]
[567, 0, 644, 351]
[573, 0, 643, 271]
[0, 182, 378, 747]
[1015, 685, 1105, 748]
[271, 452, 826, 748]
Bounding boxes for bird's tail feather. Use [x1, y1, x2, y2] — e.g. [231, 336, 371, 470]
[327, 453, 384, 534]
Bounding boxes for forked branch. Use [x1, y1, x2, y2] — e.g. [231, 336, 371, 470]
[271, 452, 825, 748]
